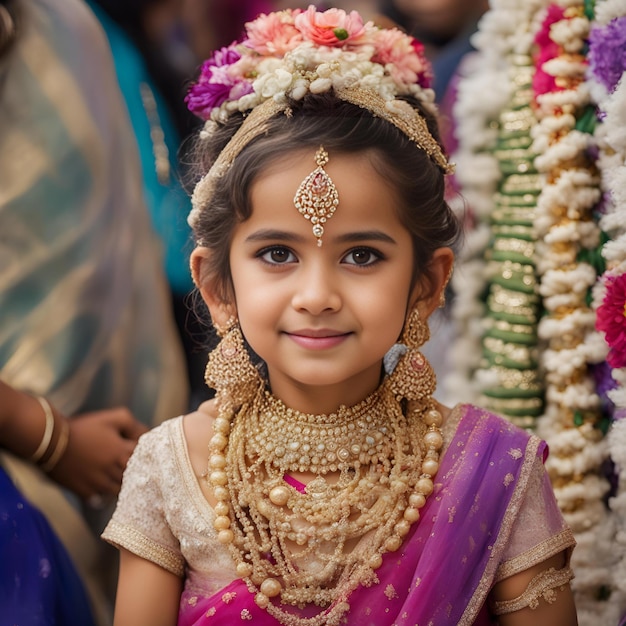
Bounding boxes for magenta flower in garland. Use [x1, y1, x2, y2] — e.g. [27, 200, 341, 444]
[588, 16, 626, 94]
[532, 4, 566, 97]
[597, 273, 626, 369]
[184, 47, 254, 118]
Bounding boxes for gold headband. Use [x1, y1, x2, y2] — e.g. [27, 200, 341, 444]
[189, 89, 453, 228]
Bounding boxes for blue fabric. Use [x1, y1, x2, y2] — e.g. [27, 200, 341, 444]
[0, 467, 96, 626]
[87, 1, 194, 295]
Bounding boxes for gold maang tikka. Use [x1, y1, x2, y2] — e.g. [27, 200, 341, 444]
[293, 146, 339, 246]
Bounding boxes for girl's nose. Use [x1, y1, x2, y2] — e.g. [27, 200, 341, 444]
[290, 264, 342, 315]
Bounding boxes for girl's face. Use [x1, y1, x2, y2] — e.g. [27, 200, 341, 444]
[217, 150, 438, 413]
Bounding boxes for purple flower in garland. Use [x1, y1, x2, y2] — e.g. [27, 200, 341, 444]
[185, 45, 253, 119]
[597, 273, 626, 369]
[588, 17, 626, 94]
[592, 360, 617, 420]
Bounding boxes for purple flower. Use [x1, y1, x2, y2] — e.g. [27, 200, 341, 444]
[592, 360, 617, 420]
[588, 17, 626, 93]
[210, 45, 243, 69]
[185, 81, 234, 118]
[185, 45, 253, 119]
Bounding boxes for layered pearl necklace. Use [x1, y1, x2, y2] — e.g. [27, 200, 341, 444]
[207, 379, 444, 626]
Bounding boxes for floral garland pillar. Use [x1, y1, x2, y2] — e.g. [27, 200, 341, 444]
[450, 0, 625, 621]
[527, 2, 614, 621]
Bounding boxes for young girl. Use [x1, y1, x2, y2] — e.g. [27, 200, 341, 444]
[103, 7, 578, 625]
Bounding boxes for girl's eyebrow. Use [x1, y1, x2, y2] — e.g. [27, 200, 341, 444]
[245, 229, 397, 245]
[244, 229, 307, 243]
[335, 230, 397, 244]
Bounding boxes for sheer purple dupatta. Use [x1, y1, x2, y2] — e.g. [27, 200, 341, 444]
[179, 405, 543, 625]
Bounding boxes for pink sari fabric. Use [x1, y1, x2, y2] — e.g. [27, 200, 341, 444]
[179, 405, 544, 625]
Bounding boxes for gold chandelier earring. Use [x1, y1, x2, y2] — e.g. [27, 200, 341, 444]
[205, 316, 262, 408]
[387, 307, 436, 401]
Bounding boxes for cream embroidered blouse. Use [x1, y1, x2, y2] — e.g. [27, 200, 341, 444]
[102, 405, 575, 598]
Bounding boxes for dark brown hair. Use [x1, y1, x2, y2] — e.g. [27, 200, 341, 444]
[191, 91, 460, 302]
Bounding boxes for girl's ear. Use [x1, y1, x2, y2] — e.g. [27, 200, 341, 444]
[410, 247, 455, 319]
[190, 247, 236, 328]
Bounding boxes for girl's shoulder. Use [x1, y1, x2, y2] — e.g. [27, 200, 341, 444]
[133, 413, 185, 457]
[125, 407, 208, 478]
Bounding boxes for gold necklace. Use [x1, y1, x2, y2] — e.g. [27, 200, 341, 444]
[207, 379, 444, 626]
[248, 387, 397, 474]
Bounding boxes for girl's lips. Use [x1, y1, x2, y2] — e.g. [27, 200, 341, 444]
[285, 331, 351, 350]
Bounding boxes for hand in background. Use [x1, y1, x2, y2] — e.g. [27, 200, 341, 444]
[48, 408, 148, 501]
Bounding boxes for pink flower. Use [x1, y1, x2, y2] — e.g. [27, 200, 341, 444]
[596, 273, 626, 369]
[245, 10, 304, 56]
[294, 6, 366, 47]
[371, 29, 432, 88]
[532, 4, 566, 97]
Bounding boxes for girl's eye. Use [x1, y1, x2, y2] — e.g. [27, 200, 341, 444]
[259, 246, 297, 265]
[342, 247, 381, 267]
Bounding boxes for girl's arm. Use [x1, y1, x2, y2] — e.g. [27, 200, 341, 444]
[491, 551, 577, 626]
[113, 548, 183, 626]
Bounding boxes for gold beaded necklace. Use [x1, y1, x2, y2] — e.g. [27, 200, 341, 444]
[207, 377, 444, 626]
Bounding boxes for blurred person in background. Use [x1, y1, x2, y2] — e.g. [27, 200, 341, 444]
[0, 0, 188, 622]
[88, 0, 218, 409]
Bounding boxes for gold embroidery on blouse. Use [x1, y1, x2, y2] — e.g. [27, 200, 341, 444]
[241, 608, 253, 620]
[490, 565, 573, 614]
[205, 607, 216, 617]
[503, 473, 514, 487]
[495, 529, 575, 582]
[508, 448, 523, 460]
[102, 519, 185, 576]
[385, 584, 398, 599]
[222, 592, 237, 604]
[188, 596, 198, 606]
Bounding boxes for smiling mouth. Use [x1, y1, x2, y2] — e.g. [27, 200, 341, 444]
[288, 329, 348, 338]
[285, 330, 351, 350]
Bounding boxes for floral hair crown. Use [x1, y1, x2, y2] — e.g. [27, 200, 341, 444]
[186, 6, 453, 227]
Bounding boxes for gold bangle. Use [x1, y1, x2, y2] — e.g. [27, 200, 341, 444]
[31, 397, 55, 463]
[41, 419, 69, 473]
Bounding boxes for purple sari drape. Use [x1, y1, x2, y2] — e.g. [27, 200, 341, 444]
[179, 405, 544, 625]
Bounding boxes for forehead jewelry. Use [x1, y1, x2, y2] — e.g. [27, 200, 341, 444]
[293, 146, 339, 247]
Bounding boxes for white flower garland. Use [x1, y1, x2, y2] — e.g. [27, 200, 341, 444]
[452, 0, 626, 621]
[529, 4, 616, 621]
